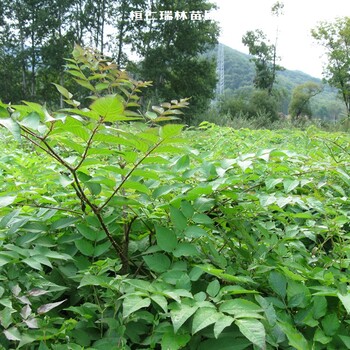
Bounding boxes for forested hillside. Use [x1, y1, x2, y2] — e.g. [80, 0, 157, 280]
[211, 45, 346, 120]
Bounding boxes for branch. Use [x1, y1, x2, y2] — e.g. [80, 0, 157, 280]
[15, 203, 82, 215]
[20, 125, 74, 171]
[98, 139, 164, 211]
[74, 119, 103, 171]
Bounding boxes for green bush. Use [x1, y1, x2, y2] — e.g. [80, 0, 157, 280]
[218, 88, 279, 124]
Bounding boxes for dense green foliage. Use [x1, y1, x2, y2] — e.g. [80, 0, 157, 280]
[242, 29, 283, 95]
[0, 0, 218, 122]
[241, 2, 284, 95]
[132, 0, 219, 122]
[1, 47, 350, 349]
[206, 45, 346, 122]
[312, 16, 350, 117]
[217, 88, 280, 122]
[288, 82, 323, 119]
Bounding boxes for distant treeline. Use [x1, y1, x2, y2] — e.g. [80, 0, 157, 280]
[0, 0, 219, 123]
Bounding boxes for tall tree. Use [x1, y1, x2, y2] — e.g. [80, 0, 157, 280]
[242, 2, 284, 95]
[311, 17, 350, 117]
[0, 0, 24, 102]
[107, 0, 146, 67]
[36, 0, 77, 106]
[131, 0, 219, 123]
[288, 82, 323, 119]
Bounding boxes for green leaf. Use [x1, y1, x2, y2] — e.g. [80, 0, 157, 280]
[269, 271, 287, 299]
[79, 275, 113, 288]
[145, 111, 157, 120]
[235, 319, 266, 350]
[0, 118, 21, 141]
[170, 303, 198, 333]
[3, 327, 21, 341]
[0, 105, 9, 117]
[338, 292, 350, 313]
[0, 254, 14, 267]
[173, 154, 190, 172]
[321, 313, 340, 336]
[22, 258, 42, 270]
[207, 280, 220, 298]
[86, 181, 102, 195]
[75, 238, 94, 256]
[287, 280, 310, 308]
[181, 201, 194, 219]
[198, 337, 250, 350]
[37, 299, 66, 314]
[173, 243, 199, 257]
[0, 307, 14, 328]
[259, 194, 276, 207]
[159, 124, 184, 138]
[74, 78, 95, 91]
[52, 83, 73, 99]
[51, 217, 79, 230]
[0, 195, 16, 208]
[95, 82, 110, 91]
[278, 321, 310, 350]
[161, 330, 191, 350]
[143, 253, 171, 273]
[192, 213, 213, 225]
[265, 178, 283, 190]
[184, 226, 207, 238]
[170, 206, 188, 230]
[76, 224, 101, 241]
[59, 174, 74, 187]
[219, 299, 263, 318]
[20, 112, 41, 130]
[314, 328, 332, 345]
[312, 296, 327, 319]
[123, 295, 151, 318]
[192, 307, 220, 334]
[62, 108, 99, 120]
[121, 181, 150, 194]
[283, 179, 299, 193]
[199, 265, 255, 285]
[21, 101, 45, 118]
[150, 295, 168, 313]
[237, 159, 252, 172]
[156, 226, 177, 252]
[90, 95, 124, 121]
[339, 335, 350, 349]
[93, 241, 111, 257]
[213, 314, 234, 338]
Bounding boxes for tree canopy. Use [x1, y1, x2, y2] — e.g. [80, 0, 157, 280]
[0, 0, 219, 124]
[288, 82, 323, 119]
[312, 16, 350, 117]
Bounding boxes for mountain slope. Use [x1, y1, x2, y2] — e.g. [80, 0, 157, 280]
[215, 44, 346, 119]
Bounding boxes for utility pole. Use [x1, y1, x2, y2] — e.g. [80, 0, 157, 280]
[216, 43, 225, 99]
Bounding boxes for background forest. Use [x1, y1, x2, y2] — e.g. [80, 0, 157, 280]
[1, 0, 348, 126]
[0, 0, 218, 123]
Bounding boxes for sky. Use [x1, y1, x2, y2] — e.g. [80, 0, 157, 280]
[212, 0, 350, 78]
